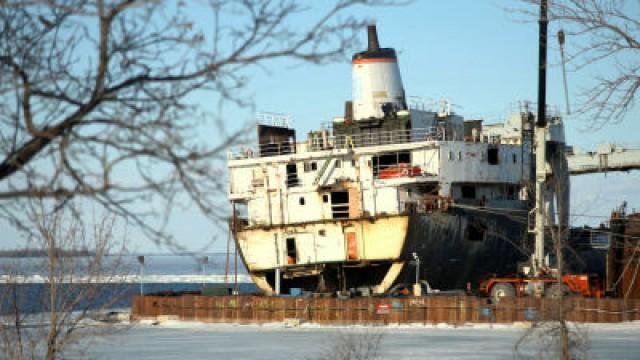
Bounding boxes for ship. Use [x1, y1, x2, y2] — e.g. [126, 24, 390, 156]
[226, 25, 572, 295]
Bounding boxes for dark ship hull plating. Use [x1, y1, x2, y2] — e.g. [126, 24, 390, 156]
[399, 207, 529, 290]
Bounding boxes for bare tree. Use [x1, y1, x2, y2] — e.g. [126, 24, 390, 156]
[515, 319, 590, 360]
[310, 329, 385, 360]
[0, 200, 129, 360]
[514, 0, 640, 128]
[513, 223, 592, 360]
[0, 0, 402, 249]
[514, 149, 591, 360]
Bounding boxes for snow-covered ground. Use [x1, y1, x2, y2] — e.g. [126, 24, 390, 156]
[84, 320, 640, 359]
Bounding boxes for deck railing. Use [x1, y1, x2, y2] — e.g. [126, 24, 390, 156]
[228, 127, 444, 160]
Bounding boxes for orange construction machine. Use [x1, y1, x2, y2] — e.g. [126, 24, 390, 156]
[480, 273, 603, 303]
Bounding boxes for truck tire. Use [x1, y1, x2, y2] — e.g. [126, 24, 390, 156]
[491, 283, 515, 303]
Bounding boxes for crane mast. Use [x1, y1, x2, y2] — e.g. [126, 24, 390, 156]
[531, 0, 550, 276]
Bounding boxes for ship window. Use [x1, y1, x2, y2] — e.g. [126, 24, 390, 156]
[448, 151, 453, 161]
[512, 153, 517, 164]
[458, 151, 462, 161]
[461, 185, 476, 199]
[330, 191, 349, 219]
[488, 148, 499, 165]
[372, 151, 411, 177]
[351, 159, 357, 167]
[286, 163, 299, 187]
[323, 194, 329, 203]
[286, 237, 297, 264]
[335, 159, 342, 168]
[299, 197, 305, 206]
[304, 162, 317, 172]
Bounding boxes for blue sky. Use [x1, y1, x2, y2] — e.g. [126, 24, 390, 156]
[176, 0, 640, 252]
[2, 1, 639, 252]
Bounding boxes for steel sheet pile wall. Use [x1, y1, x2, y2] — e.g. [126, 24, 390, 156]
[132, 295, 640, 324]
[609, 212, 640, 299]
[622, 214, 640, 298]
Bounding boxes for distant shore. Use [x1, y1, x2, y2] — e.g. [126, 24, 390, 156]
[0, 248, 94, 258]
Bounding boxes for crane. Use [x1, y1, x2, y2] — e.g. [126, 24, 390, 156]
[567, 144, 640, 176]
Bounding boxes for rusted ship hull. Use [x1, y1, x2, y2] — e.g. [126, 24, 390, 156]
[398, 208, 528, 290]
[234, 207, 531, 294]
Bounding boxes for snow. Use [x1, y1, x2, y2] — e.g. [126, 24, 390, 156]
[83, 321, 640, 359]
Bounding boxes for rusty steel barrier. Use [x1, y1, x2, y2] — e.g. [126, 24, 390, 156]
[131, 295, 640, 324]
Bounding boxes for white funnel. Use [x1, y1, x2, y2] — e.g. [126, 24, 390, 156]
[352, 25, 406, 121]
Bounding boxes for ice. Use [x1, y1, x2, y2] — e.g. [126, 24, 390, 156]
[83, 321, 640, 359]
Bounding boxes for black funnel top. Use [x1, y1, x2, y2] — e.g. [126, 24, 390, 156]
[352, 24, 397, 61]
[367, 25, 380, 52]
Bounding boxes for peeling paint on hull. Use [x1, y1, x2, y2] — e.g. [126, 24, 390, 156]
[236, 209, 529, 294]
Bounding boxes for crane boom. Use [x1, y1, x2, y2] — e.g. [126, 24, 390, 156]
[567, 144, 640, 175]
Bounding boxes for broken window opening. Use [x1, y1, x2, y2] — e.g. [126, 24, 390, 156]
[286, 163, 299, 187]
[465, 222, 487, 242]
[286, 237, 297, 264]
[488, 148, 499, 165]
[330, 191, 350, 219]
[373, 151, 411, 178]
[461, 185, 476, 199]
[232, 201, 249, 229]
[304, 162, 318, 172]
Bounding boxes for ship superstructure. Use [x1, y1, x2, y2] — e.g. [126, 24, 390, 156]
[227, 25, 567, 295]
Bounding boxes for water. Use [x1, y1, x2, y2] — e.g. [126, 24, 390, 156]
[0, 253, 247, 277]
[0, 253, 258, 314]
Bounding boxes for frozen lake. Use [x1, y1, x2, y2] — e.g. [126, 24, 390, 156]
[85, 321, 640, 359]
[0, 253, 247, 278]
[0, 254, 255, 313]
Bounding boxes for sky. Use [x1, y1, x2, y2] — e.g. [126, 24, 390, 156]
[2, 0, 639, 252]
